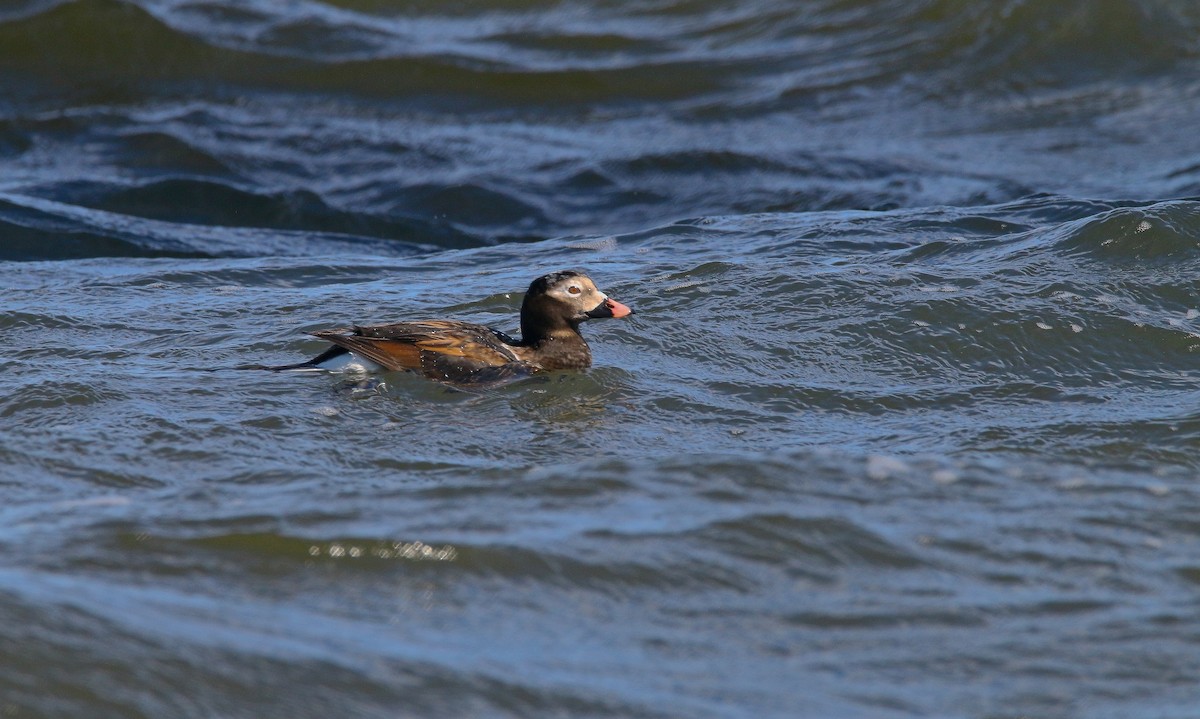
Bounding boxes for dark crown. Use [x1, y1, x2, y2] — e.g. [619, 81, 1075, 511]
[527, 270, 586, 296]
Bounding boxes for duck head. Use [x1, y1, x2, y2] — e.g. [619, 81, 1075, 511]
[520, 270, 634, 341]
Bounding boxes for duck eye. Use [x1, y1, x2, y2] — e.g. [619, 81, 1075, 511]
[568, 285, 581, 295]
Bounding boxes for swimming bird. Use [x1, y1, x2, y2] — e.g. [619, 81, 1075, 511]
[269, 270, 634, 384]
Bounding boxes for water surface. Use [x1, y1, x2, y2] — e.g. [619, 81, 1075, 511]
[3, 1, 1200, 717]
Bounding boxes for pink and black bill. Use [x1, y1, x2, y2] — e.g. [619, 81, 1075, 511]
[585, 297, 635, 319]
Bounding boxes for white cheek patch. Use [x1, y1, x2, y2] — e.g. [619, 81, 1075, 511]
[553, 285, 593, 302]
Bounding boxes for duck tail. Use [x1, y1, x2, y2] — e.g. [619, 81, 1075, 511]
[205, 345, 350, 372]
[198, 361, 319, 372]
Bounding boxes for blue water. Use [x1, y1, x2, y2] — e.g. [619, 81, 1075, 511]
[3, 1, 1200, 717]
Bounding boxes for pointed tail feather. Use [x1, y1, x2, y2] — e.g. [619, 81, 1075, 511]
[203, 346, 351, 372]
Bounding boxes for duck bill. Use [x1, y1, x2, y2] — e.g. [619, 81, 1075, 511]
[585, 297, 635, 319]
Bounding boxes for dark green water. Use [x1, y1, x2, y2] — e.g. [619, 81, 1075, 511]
[3, 1, 1200, 717]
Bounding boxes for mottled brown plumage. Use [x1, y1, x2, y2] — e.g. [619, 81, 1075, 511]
[275, 271, 634, 384]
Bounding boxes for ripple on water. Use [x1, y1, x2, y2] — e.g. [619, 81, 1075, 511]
[0, 380, 123, 420]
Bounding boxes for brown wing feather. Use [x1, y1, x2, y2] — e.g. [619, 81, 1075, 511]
[310, 320, 524, 379]
[308, 330, 424, 371]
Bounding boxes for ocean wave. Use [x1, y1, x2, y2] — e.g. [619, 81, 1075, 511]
[5, 0, 1195, 113]
[0, 191, 433, 260]
[1051, 200, 1200, 262]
